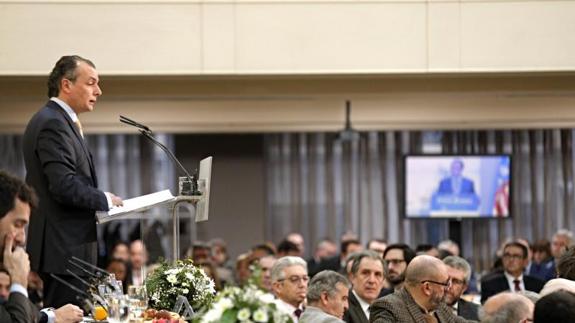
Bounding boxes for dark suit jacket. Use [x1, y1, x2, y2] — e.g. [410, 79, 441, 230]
[0, 292, 38, 323]
[457, 299, 480, 321]
[438, 177, 475, 195]
[370, 287, 473, 323]
[343, 291, 369, 323]
[480, 273, 545, 303]
[23, 101, 108, 275]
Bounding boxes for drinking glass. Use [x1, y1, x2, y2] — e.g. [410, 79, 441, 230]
[127, 285, 148, 319]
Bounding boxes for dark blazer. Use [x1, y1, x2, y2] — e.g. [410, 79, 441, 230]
[480, 273, 545, 303]
[438, 177, 475, 195]
[0, 292, 37, 323]
[23, 101, 108, 275]
[370, 287, 473, 323]
[457, 299, 480, 321]
[343, 291, 369, 323]
[300, 306, 345, 323]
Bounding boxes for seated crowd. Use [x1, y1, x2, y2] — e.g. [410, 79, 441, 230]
[2, 169, 575, 323]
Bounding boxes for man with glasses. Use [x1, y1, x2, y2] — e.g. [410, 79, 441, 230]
[271, 256, 309, 322]
[370, 255, 469, 323]
[481, 241, 544, 304]
[443, 256, 480, 320]
[343, 250, 385, 323]
[380, 243, 416, 297]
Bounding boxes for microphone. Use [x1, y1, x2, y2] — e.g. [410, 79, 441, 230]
[119, 116, 200, 196]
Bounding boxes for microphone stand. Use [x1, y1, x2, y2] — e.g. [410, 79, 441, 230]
[119, 116, 203, 262]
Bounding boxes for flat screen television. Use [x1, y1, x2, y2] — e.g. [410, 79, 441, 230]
[404, 155, 511, 218]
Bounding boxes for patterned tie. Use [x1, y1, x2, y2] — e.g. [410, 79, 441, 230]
[513, 279, 522, 292]
[74, 119, 84, 138]
[294, 308, 302, 318]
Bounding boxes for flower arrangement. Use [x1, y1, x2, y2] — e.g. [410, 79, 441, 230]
[196, 285, 293, 323]
[145, 258, 216, 312]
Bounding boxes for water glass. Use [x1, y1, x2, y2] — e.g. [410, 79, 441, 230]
[127, 285, 148, 319]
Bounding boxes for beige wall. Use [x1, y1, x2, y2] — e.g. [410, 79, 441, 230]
[1, 0, 574, 75]
[2, 74, 575, 134]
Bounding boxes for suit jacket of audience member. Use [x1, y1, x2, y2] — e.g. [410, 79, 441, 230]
[307, 257, 322, 277]
[0, 292, 38, 323]
[343, 291, 369, 323]
[317, 255, 345, 275]
[300, 306, 346, 323]
[528, 259, 555, 282]
[480, 273, 545, 303]
[23, 101, 109, 275]
[369, 287, 472, 323]
[456, 299, 480, 321]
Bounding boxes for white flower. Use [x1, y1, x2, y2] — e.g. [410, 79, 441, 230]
[258, 293, 275, 304]
[237, 308, 251, 321]
[219, 297, 233, 310]
[185, 272, 195, 281]
[253, 308, 269, 322]
[182, 288, 189, 294]
[167, 274, 177, 284]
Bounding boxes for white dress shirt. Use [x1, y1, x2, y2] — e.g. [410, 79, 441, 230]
[352, 289, 371, 320]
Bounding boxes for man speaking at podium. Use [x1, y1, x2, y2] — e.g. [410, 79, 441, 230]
[23, 55, 123, 308]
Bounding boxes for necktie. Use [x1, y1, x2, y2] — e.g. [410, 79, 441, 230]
[74, 119, 84, 138]
[513, 279, 521, 292]
[424, 313, 438, 323]
[294, 308, 302, 318]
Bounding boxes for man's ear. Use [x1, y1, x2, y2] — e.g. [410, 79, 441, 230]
[320, 291, 330, 306]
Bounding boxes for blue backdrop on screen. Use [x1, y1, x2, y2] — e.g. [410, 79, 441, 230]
[404, 155, 511, 218]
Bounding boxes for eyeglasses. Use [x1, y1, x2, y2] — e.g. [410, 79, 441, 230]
[384, 259, 406, 266]
[421, 279, 451, 288]
[503, 253, 525, 260]
[278, 275, 310, 284]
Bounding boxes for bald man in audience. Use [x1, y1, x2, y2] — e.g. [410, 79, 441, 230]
[370, 255, 471, 323]
[479, 292, 533, 323]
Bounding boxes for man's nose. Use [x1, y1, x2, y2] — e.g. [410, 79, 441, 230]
[14, 229, 26, 246]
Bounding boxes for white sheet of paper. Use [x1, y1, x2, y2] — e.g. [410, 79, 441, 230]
[96, 189, 175, 223]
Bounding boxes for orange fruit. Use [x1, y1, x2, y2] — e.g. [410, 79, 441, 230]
[93, 306, 108, 321]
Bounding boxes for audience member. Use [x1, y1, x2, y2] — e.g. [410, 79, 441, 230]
[539, 278, 575, 296]
[479, 292, 533, 323]
[251, 243, 276, 259]
[534, 290, 575, 322]
[366, 239, 387, 258]
[300, 270, 350, 323]
[110, 241, 130, 263]
[370, 255, 468, 323]
[286, 233, 306, 258]
[380, 243, 416, 297]
[480, 241, 544, 303]
[516, 290, 540, 304]
[0, 269, 10, 303]
[271, 256, 309, 323]
[197, 260, 222, 291]
[416, 244, 440, 258]
[106, 258, 130, 294]
[209, 238, 235, 286]
[528, 239, 554, 282]
[343, 251, 385, 323]
[556, 245, 575, 281]
[129, 239, 148, 286]
[257, 255, 277, 292]
[443, 256, 480, 320]
[438, 240, 461, 257]
[0, 170, 84, 323]
[235, 252, 253, 286]
[317, 239, 363, 276]
[277, 240, 302, 258]
[308, 238, 338, 277]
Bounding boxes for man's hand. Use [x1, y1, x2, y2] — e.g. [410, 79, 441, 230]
[109, 193, 123, 207]
[3, 233, 29, 287]
[54, 304, 84, 323]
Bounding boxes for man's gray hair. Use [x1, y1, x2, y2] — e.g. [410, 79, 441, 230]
[350, 250, 384, 275]
[442, 256, 471, 283]
[479, 298, 531, 323]
[554, 229, 574, 245]
[306, 270, 350, 304]
[271, 256, 307, 282]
